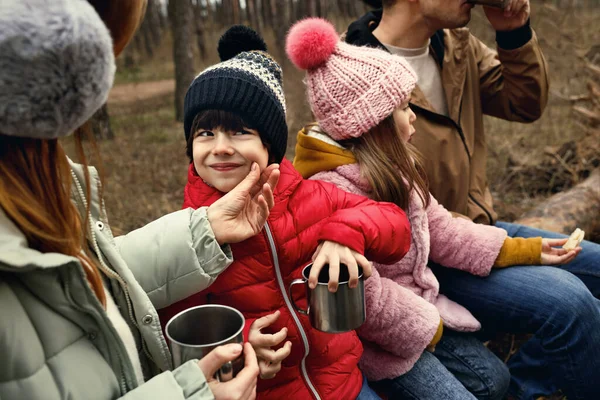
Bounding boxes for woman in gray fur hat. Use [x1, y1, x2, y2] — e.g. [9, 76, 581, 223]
[0, 1, 277, 399]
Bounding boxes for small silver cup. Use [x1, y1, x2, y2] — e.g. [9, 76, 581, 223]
[165, 305, 245, 382]
[288, 263, 366, 333]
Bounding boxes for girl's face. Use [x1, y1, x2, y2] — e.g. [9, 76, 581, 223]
[392, 100, 417, 143]
[192, 126, 269, 193]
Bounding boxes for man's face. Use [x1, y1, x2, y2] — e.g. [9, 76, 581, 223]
[418, 0, 475, 30]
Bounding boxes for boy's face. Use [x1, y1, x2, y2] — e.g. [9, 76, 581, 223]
[192, 126, 269, 193]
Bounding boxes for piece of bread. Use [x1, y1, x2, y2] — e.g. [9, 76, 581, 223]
[563, 228, 585, 250]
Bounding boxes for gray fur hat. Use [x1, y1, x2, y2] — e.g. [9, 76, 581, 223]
[0, 0, 116, 139]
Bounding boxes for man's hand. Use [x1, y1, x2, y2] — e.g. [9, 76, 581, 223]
[484, 0, 530, 32]
[197, 343, 259, 400]
[208, 163, 280, 245]
[248, 311, 292, 379]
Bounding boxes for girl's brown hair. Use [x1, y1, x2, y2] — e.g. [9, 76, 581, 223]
[0, 129, 106, 306]
[341, 115, 430, 210]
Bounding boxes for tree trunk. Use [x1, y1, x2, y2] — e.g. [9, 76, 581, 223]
[193, 0, 207, 59]
[515, 168, 600, 236]
[90, 103, 114, 140]
[262, 0, 272, 30]
[247, 0, 261, 33]
[204, 0, 214, 27]
[295, 0, 306, 19]
[308, 0, 318, 16]
[147, 0, 163, 48]
[269, 0, 287, 56]
[319, 0, 329, 18]
[169, 0, 196, 121]
[232, 0, 241, 24]
[141, 17, 155, 58]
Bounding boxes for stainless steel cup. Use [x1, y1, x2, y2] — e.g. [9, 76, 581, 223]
[467, 0, 508, 8]
[165, 305, 245, 382]
[288, 263, 366, 333]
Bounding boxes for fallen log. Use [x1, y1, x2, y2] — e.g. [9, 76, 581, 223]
[514, 168, 600, 235]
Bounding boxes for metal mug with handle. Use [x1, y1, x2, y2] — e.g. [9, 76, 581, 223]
[165, 304, 245, 382]
[288, 263, 366, 333]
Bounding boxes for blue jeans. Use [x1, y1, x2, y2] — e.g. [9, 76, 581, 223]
[432, 261, 600, 400]
[357, 374, 382, 400]
[496, 221, 600, 298]
[372, 333, 509, 400]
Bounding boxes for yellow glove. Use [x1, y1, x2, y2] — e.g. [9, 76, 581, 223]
[426, 319, 444, 352]
[494, 237, 542, 268]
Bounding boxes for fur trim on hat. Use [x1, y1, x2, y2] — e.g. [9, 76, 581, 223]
[0, 0, 116, 139]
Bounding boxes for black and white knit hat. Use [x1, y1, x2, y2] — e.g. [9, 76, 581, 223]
[183, 26, 287, 163]
[0, 0, 115, 139]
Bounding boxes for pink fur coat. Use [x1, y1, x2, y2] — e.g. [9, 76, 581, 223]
[312, 164, 507, 380]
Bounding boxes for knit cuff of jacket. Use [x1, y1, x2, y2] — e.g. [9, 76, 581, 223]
[493, 237, 542, 268]
[428, 319, 444, 348]
[496, 18, 532, 50]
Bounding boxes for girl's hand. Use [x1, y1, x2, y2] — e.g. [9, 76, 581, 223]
[197, 343, 259, 400]
[310, 241, 372, 292]
[208, 163, 280, 245]
[484, 0, 530, 32]
[541, 238, 582, 265]
[248, 311, 292, 379]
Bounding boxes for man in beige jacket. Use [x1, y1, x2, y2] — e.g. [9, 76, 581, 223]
[343, 1, 600, 399]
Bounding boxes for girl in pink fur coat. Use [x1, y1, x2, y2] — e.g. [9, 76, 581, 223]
[286, 18, 587, 400]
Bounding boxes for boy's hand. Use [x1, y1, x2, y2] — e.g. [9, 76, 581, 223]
[197, 343, 259, 400]
[484, 0, 530, 32]
[208, 163, 280, 245]
[541, 238, 582, 265]
[248, 311, 292, 379]
[310, 241, 372, 292]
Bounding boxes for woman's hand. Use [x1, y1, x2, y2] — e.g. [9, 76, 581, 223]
[310, 241, 372, 292]
[541, 238, 582, 265]
[197, 343, 259, 400]
[484, 0, 530, 32]
[248, 311, 292, 379]
[208, 163, 280, 245]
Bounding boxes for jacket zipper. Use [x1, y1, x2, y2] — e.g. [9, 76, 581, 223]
[410, 104, 494, 223]
[411, 104, 471, 163]
[71, 170, 151, 391]
[263, 223, 322, 400]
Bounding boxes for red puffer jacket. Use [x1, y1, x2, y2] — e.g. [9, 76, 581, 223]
[159, 159, 411, 400]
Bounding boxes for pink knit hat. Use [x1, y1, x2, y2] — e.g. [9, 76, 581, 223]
[286, 18, 417, 140]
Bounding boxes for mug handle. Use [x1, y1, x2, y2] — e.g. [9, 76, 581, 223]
[289, 279, 309, 315]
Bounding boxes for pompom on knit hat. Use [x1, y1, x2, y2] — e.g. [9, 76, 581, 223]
[286, 18, 417, 141]
[183, 25, 288, 163]
[0, 0, 116, 139]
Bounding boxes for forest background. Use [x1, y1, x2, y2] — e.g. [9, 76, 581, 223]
[68, 0, 600, 242]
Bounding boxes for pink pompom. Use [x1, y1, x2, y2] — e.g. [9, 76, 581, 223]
[286, 18, 338, 70]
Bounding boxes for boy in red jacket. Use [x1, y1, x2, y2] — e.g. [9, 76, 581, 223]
[158, 26, 411, 400]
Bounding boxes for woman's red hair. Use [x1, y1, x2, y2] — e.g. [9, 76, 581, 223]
[0, 129, 106, 306]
